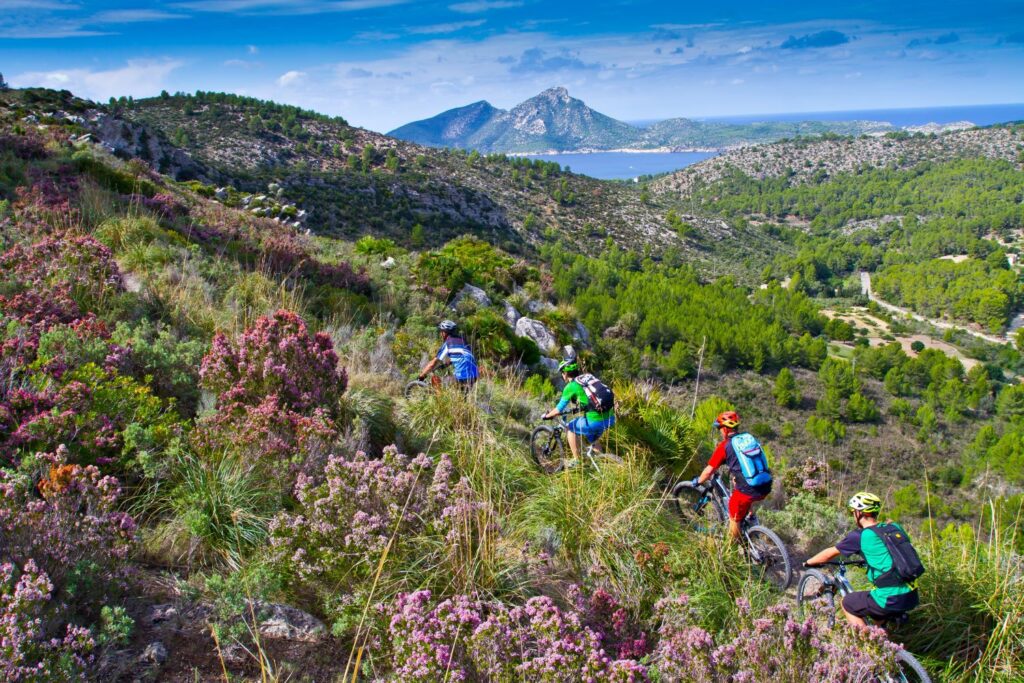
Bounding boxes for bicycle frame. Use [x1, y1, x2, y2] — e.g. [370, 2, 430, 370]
[551, 411, 602, 466]
[818, 559, 859, 596]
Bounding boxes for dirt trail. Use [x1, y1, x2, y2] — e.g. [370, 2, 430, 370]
[859, 271, 1010, 347]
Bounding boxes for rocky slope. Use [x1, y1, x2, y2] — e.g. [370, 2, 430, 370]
[653, 125, 1024, 197]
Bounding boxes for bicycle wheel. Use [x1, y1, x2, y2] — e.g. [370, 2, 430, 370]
[890, 649, 931, 683]
[530, 426, 565, 474]
[796, 569, 837, 629]
[745, 525, 792, 590]
[673, 482, 726, 534]
[404, 380, 429, 399]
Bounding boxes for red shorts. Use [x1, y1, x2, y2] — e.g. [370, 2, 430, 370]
[728, 489, 766, 522]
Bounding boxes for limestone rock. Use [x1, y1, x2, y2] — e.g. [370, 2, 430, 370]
[248, 602, 326, 643]
[503, 300, 521, 326]
[451, 283, 492, 309]
[139, 641, 168, 666]
[515, 317, 558, 353]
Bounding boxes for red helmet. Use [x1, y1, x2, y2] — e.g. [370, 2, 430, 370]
[714, 410, 740, 430]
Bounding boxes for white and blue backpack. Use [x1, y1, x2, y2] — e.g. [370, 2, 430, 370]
[730, 433, 772, 487]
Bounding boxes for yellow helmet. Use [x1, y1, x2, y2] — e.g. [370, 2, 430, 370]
[848, 491, 882, 515]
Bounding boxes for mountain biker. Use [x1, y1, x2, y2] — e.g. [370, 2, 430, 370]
[690, 410, 773, 543]
[417, 320, 479, 389]
[804, 492, 921, 630]
[541, 358, 615, 462]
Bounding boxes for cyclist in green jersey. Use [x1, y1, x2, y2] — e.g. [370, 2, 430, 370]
[804, 492, 920, 630]
[541, 359, 615, 462]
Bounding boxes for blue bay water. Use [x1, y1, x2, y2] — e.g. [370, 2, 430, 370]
[545, 102, 1024, 180]
[526, 151, 717, 181]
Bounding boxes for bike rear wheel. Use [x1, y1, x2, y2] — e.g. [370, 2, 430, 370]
[745, 525, 792, 590]
[530, 426, 565, 474]
[673, 482, 726, 534]
[796, 569, 837, 629]
[404, 380, 430, 399]
[889, 649, 931, 683]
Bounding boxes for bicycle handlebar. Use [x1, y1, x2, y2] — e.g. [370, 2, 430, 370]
[815, 559, 866, 568]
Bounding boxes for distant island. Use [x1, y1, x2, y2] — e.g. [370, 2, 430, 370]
[388, 87, 965, 154]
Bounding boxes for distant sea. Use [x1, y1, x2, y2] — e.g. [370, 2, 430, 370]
[528, 151, 717, 181]
[533, 103, 1024, 180]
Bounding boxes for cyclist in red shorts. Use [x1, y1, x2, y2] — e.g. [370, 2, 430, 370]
[691, 410, 773, 543]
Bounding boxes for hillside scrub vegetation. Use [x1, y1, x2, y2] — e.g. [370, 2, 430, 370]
[0, 88, 1022, 681]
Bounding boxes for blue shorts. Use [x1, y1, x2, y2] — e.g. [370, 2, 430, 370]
[567, 415, 615, 442]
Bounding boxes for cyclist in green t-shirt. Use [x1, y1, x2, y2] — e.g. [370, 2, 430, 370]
[541, 359, 615, 462]
[804, 492, 920, 629]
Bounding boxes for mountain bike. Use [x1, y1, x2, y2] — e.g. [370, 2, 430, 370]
[796, 558, 931, 683]
[529, 411, 622, 474]
[404, 367, 469, 398]
[672, 474, 793, 590]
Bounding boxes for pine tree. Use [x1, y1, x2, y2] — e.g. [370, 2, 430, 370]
[773, 368, 800, 408]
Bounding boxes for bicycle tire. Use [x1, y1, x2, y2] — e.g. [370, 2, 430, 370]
[796, 569, 837, 629]
[403, 380, 429, 399]
[891, 650, 931, 683]
[673, 482, 726, 534]
[530, 426, 565, 474]
[745, 525, 793, 590]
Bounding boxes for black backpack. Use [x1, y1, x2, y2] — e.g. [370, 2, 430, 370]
[574, 373, 615, 413]
[869, 523, 926, 587]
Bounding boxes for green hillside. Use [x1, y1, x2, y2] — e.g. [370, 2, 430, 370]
[1, 87, 1022, 681]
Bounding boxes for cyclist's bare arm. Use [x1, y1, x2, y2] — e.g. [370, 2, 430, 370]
[418, 357, 439, 380]
[805, 546, 841, 566]
[695, 464, 716, 485]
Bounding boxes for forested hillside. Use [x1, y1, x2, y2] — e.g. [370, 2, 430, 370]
[1, 87, 1022, 682]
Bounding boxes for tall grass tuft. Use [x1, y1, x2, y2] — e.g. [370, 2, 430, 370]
[145, 452, 276, 570]
[904, 504, 1024, 681]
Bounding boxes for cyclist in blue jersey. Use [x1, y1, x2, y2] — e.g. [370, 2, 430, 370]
[418, 320, 479, 389]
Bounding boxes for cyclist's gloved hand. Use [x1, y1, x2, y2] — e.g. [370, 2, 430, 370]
[802, 561, 814, 569]
[690, 476, 701, 487]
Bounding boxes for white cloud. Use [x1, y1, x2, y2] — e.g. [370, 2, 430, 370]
[10, 59, 184, 101]
[247, 44, 259, 54]
[408, 19, 485, 35]
[174, 0, 411, 13]
[449, 0, 522, 13]
[0, 0, 75, 8]
[277, 70, 307, 86]
[89, 9, 189, 23]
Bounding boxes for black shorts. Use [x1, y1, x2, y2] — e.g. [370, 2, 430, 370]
[842, 590, 917, 621]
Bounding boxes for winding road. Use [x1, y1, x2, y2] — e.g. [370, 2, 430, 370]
[859, 271, 1011, 347]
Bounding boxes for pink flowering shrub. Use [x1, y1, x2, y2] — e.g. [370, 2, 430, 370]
[385, 590, 647, 682]
[184, 203, 369, 293]
[0, 446, 136, 620]
[196, 310, 348, 484]
[0, 560, 95, 682]
[652, 595, 898, 682]
[570, 585, 651, 660]
[201, 309, 345, 416]
[269, 448, 477, 599]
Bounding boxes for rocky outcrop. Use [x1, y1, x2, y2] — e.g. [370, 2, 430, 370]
[246, 601, 326, 643]
[515, 317, 558, 353]
[503, 300, 521, 326]
[451, 283, 492, 309]
[85, 111, 210, 182]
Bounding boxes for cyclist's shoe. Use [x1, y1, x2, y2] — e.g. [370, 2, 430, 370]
[881, 612, 911, 629]
[562, 458, 580, 470]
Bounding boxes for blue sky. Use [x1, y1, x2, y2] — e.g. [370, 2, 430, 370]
[2, 0, 1023, 131]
